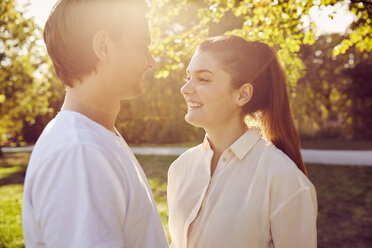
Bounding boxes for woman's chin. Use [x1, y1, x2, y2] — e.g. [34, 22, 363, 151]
[185, 114, 204, 128]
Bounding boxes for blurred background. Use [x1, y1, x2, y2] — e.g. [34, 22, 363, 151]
[1, 0, 371, 147]
[0, 0, 371, 247]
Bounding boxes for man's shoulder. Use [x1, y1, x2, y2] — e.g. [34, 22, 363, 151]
[31, 111, 118, 163]
[26, 114, 126, 182]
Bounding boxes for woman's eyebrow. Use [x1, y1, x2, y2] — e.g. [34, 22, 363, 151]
[186, 69, 214, 75]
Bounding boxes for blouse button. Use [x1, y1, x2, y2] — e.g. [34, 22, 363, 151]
[222, 157, 227, 162]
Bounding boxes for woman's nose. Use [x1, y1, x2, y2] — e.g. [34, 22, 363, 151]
[180, 80, 194, 95]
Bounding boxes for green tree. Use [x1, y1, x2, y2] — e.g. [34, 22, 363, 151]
[0, 0, 62, 148]
[148, 0, 371, 90]
[295, 33, 371, 139]
[321, 0, 372, 56]
[149, 0, 316, 86]
[343, 58, 372, 138]
[297, 34, 352, 137]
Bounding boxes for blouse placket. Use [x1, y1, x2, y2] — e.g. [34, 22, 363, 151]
[183, 145, 233, 248]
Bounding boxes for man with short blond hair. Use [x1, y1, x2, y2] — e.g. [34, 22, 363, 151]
[22, 0, 169, 247]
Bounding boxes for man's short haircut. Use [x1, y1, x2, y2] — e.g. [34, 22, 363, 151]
[44, 0, 148, 87]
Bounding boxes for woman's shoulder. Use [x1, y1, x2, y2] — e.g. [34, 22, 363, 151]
[257, 141, 312, 188]
[168, 144, 203, 174]
[254, 142, 316, 212]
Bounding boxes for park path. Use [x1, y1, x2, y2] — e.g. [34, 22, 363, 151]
[2, 146, 371, 166]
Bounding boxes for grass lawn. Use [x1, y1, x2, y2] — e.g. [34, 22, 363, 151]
[0, 152, 371, 248]
[0, 153, 30, 248]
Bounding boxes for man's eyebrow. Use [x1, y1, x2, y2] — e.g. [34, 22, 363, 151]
[186, 69, 214, 75]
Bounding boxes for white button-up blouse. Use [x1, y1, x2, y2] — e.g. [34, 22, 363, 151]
[167, 129, 317, 248]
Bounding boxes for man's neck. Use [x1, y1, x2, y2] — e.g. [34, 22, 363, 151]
[61, 79, 120, 134]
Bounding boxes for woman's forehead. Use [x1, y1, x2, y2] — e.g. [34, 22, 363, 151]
[187, 51, 219, 73]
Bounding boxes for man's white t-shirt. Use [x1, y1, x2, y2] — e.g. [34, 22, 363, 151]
[22, 110, 169, 248]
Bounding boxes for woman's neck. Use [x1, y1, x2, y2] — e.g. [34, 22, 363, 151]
[205, 120, 248, 158]
[205, 119, 247, 177]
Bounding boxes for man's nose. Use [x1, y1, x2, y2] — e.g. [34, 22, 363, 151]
[146, 51, 156, 70]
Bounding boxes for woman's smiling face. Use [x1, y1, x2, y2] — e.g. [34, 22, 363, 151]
[181, 50, 242, 130]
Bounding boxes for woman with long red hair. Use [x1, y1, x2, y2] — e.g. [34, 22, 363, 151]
[167, 35, 317, 248]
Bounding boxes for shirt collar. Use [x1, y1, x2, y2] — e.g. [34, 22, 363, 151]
[230, 128, 262, 160]
[202, 128, 262, 160]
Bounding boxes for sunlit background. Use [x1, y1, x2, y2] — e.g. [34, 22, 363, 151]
[19, 0, 356, 35]
[5, 0, 369, 145]
[1, 0, 371, 247]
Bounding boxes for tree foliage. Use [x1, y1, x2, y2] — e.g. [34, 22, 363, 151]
[321, 0, 372, 56]
[343, 57, 372, 138]
[297, 34, 365, 137]
[0, 0, 63, 146]
[149, 0, 316, 87]
[148, 0, 370, 83]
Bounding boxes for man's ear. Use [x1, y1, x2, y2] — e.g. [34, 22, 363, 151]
[236, 83, 253, 107]
[92, 30, 110, 62]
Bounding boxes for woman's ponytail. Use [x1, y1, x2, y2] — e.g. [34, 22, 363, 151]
[260, 58, 307, 176]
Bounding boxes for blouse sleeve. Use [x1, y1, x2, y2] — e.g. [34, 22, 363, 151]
[167, 152, 187, 212]
[270, 185, 318, 248]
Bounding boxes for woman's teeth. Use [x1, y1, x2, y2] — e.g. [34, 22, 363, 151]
[188, 102, 203, 109]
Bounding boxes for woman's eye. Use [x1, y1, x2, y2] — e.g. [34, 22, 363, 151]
[198, 78, 209, 82]
[183, 76, 210, 83]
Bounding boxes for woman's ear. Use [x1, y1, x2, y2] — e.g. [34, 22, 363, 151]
[92, 30, 110, 62]
[236, 83, 253, 107]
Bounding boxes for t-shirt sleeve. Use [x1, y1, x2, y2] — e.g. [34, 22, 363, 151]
[31, 144, 127, 248]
